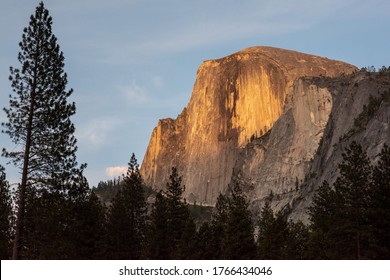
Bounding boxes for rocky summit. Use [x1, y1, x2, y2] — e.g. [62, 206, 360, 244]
[141, 46, 390, 220]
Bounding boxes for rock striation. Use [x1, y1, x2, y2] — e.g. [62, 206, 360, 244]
[141, 46, 357, 205]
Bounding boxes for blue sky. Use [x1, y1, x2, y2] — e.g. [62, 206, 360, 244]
[1, 0, 389, 187]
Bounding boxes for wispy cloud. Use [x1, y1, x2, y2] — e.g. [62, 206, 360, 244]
[117, 80, 149, 104]
[151, 75, 164, 89]
[105, 166, 127, 177]
[76, 117, 123, 150]
[115, 74, 165, 105]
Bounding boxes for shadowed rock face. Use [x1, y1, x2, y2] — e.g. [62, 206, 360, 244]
[141, 46, 357, 205]
[288, 73, 390, 222]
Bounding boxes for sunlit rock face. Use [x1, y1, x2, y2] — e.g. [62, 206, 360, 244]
[141, 46, 357, 205]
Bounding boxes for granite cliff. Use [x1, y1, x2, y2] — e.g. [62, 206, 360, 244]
[140, 46, 359, 207]
[287, 72, 390, 221]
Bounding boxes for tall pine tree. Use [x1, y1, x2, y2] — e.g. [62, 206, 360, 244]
[257, 202, 277, 259]
[257, 202, 307, 259]
[195, 222, 215, 259]
[65, 189, 106, 259]
[106, 154, 147, 259]
[334, 141, 372, 259]
[307, 181, 344, 259]
[164, 167, 195, 259]
[257, 202, 289, 259]
[164, 167, 189, 245]
[222, 183, 256, 259]
[2, 2, 86, 259]
[285, 220, 309, 259]
[209, 193, 230, 259]
[146, 191, 170, 259]
[146, 167, 195, 259]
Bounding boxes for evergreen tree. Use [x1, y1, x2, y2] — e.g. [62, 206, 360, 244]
[2, 2, 86, 259]
[213, 193, 230, 224]
[195, 222, 215, 259]
[307, 181, 343, 259]
[370, 144, 390, 258]
[165, 167, 189, 243]
[22, 187, 67, 259]
[164, 167, 195, 258]
[146, 167, 195, 259]
[222, 183, 256, 259]
[308, 181, 338, 233]
[0, 165, 12, 259]
[307, 142, 375, 259]
[209, 193, 230, 259]
[285, 220, 309, 259]
[175, 217, 197, 259]
[257, 202, 276, 259]
[334, 141, 373, 259]
[256, 202, 308, 260]
[165, 167, 185, 203]
[257, 202, 289, 259]
[146, 191, 170, 259]
[106, 154, 147, 259]
[65, 189, 106, 259]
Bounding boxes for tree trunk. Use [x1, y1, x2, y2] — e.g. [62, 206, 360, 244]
[12, 83, 36, 260]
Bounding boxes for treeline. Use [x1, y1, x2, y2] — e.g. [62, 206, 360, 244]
[0, 153, 303, 259]
[93, 177, 123, 203]
[93, 176, 154, 205]
[361, 65, 390, 73]
[2, 141, 389, 259]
